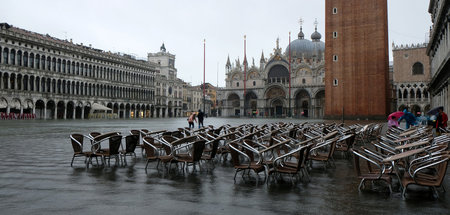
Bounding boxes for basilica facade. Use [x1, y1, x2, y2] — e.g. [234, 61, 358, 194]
[218, 24, 325, 118]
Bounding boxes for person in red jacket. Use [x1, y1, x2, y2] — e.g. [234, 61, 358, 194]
[436, 107, 448, 132]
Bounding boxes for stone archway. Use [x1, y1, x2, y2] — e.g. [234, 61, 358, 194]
[227, 93, 241, 116]
[35, 100, 45, 119]
[314, 90, 325, 118]
[46, 100, 55, 119]
[265, 86, 286, 117]
[295, 89, 311, 117]
[66, 101, 74, 119]
[244, 91, 258, 117]
[57, 101, 65, 119]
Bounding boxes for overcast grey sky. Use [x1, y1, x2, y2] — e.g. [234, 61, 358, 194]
[1, 0, 431, 87]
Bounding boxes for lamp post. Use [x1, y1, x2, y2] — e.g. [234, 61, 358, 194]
[289, 31, 291, 117]
[203, 39, 206, 114]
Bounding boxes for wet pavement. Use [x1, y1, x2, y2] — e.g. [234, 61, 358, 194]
[0, 118, 449, 214]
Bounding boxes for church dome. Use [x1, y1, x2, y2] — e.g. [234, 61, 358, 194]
[284, 25, 325, 60]
[311, 30, 322, 41]
[284, 27, 315, 59]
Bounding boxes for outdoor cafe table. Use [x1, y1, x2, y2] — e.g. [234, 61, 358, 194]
[394, 141, 429, 150]
[398, 129, 418, 137]
[393, 136, 419, 143]
[258, 140, 290, 154]
[383, 147, 426, 189]
[144, 130, 167, 136]
[383, 147, 425, 163]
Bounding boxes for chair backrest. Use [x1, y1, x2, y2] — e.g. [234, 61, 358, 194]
[161, 135, 177, 154]
[108, 135, 122, 155]
[70, 134, 84, 153]
[192, 140, 206, 161]
[89, 132, 101, 139]
[292, 145, 309, 171]
[229, 142, 242, 166]
[172, 131, 184, 138]
[143, 136, 157, 157]
[130, 130, 140, 136]
[125, 134, 139, 152]
[209, 139, 220, 159]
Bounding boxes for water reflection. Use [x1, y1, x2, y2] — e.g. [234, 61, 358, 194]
[0, 118, 448, 214]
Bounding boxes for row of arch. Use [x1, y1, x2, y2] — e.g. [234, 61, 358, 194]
[397, 87, 429, 101]
[0, 45, 154, 86]
[223, 86, 325, 118]
[398, 104, 431, 116]
[0, 97, 159, 119]
[0, 71, 154, 101]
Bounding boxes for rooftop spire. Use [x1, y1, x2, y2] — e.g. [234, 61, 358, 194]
[298, 18, 304, 39]
[260, 50, 265, 63]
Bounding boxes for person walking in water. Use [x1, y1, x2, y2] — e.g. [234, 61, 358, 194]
[197, 109, 205, 128]
[187, 112, 197, 129]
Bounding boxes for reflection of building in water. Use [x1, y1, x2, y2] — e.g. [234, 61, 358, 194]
[392, 43, 431, 115]
[217, 21, 325, 118]
[0, 23, 156, 119]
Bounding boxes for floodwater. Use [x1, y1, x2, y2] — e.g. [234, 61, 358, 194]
[0, 118, 448, 214]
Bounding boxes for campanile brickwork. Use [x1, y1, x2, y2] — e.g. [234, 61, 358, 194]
[324, 0, 389, 119]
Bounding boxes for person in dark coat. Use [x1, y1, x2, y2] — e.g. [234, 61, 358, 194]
[436, 107, 448, 134]
[197, 109, 205, 128]
[398, 109, 417, 129]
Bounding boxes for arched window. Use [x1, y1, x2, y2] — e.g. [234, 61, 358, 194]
[410, 89, 415, 99]
[57, 59, 61, 72]
[2, 48, 8, 64]
[10, 49, 16, 65]
[416, 89, 422, 99]
[23, 52, 28, 67]
[412, 62, 424, 75]
[46, 56, 51, 70]
[268, 65, 289, 83]
[398, 89, 402, 98]
[403, 89, 408, 99]
[17, 50, 22, 66]
[236, 82, 239, 87]
[52, 57, 56, 71]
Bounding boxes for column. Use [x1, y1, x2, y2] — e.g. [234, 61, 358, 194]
[6, 107, 10, 115]
[43, 103, 47, 120]
[81, 106, 84, 119]
[72, 107, 75, 119]
[54, 106, 57, 119]
[7, 75, 10, 89]
[0, 74, 3, 89]
[63, 105, 67, 119]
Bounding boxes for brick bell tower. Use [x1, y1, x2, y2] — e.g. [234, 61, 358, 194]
[324, 0, 389, 120]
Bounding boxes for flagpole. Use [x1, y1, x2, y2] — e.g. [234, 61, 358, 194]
[244, 35, 247, 117]
[288, 31, 291, 117]
[203, 39, 206, 114]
